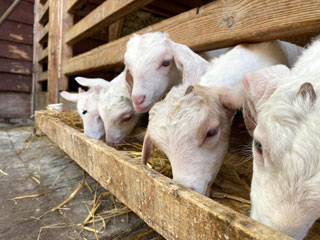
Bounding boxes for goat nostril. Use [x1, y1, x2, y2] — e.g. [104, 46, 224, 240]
[133, 95, 145, 105]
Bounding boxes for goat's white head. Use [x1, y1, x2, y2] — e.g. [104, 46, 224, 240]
[142, 84, 241, 196]
[98, 75, 141, 146]
[124, 32, 209, 113]
[60, 77, 109, 140]
[243, 65, 320, 240]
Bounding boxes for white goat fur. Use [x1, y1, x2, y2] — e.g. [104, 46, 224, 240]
[143, 41, 303, 196]
[244, 39, 320, 239]
[124, 32, 210, 113]
[60, 77, 108, 140]
[98, 72, 142, 145]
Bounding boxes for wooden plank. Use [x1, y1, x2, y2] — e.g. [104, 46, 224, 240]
[64, 0, 320, 76]
[47, 0, 60, 103]
[32, 0, 45, 113]
[0, 0, 34, 25]
[0, 57, 32, 75]
[0, 20, 33, 45]
[39, 24, 48, 44]
[0, 40, 32, 61]
[0, 92, 31, 118]
[58, 0, 73, 91]
[0, 73, 32, 92]
[39, 71, 48, 81]
[38, 48, 48, 63]
[65, 0, 154, 45]
[0, 0, 23, 27]
[39, 0, 49, 25]
[108, 18, 124, 42]
[66, 0, 86, 13]
[35, 112, 292, 240]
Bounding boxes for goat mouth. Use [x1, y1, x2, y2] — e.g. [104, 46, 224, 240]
[134, 104, 150, 113]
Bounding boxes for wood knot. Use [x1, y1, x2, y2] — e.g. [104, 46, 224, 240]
[222, 16, 234, 28]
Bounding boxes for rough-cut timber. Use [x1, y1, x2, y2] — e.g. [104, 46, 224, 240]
[35, 111, 293, 240]
[38, 24, 48, 44]
[64, 0, 320, 75]
[48, 0, 59, 104]
[65, 0, 154, 45]
[38, 48, 48, 63]
[66, 0, 86, 13]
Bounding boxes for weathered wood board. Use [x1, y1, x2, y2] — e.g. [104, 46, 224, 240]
[64, 0, 320, 76]
[35, 111, 293, 240]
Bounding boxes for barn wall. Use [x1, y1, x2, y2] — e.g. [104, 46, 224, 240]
[0, 0, 34, 119]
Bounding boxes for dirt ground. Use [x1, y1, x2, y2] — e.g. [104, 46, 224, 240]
[0, 121, 163, 240]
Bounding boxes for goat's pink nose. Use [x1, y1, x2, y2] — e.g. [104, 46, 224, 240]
[132, 95, 146, 105]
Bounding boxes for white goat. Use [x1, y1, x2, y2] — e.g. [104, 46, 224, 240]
[96, 72, 142, 146]
[60, 77, 108, 140]
[61, 74, 141, 145]
[142, 40, 303, 196]
[124, 32, 210, 113]
[242, 38, 320, 239]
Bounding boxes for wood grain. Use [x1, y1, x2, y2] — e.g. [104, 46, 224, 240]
[65, 0, 154, 45]
[64, 0, 320, 76]
[39, 24, 48, 44]
[66, 0, 86, 13]
[35, 112, 293, 240]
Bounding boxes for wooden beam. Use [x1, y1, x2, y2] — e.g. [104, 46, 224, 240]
[66, 0, 86, 13]
[0, 0, 22, 27]
[39, 71, 48, 82]
[38, 48, 48, 63]
[39, 24, 49, 44]
[65, 0, 154, 45]
[39, 0, 49, 25]
[58, 0, 73, 91]
[48, 0, 59, 104]
[32, 0, 45, 113]
[64, 0, 320, 76]
[35, 112, 292, 240]
[108, 18, 124, 42]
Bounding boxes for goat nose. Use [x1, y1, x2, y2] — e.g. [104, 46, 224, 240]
[132, 95, 146, 105]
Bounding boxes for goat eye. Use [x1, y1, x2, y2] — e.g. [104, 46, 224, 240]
[162, 60, 170, 67]
[82, 110, 88, 115]
[206, 128, 218, 138]
[254, 139, 263, 154]
[121, 115, 132, 123]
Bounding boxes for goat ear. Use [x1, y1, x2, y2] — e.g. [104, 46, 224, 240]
[142, 131, 153, 165]
[170, 41, 209, 85]
[60, 91, 79, 103]
[296, 82, 316, 105]
[75, 77, 109, 88]
[219, 88, 244, 112]
[242, 65, 290, 135]
[78, 87, 85, 93]
[125, 67, 133, 94]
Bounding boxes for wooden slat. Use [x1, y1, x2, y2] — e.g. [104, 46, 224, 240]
[39, 24, 49, 44]
[38, 71, 48, 81]
[39, 0, 49, 25]
[0, 73, 32, 92]
[38, 48, 48, 63]
[0, 0, 34, 25]
[48, 0, 59, 104]
[58, 0, 73, 91]
[35, 112, 292, 240]
[65, 0, 154, 45]
[66, 0, 86, 13]
[64, 0, 320, 76]
[108, 18, 125, 42]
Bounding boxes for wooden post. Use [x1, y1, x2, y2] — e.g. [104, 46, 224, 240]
[32, 0, 45, 113]
[58, 0, 73, 93]
[108, 19, 124, 42]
